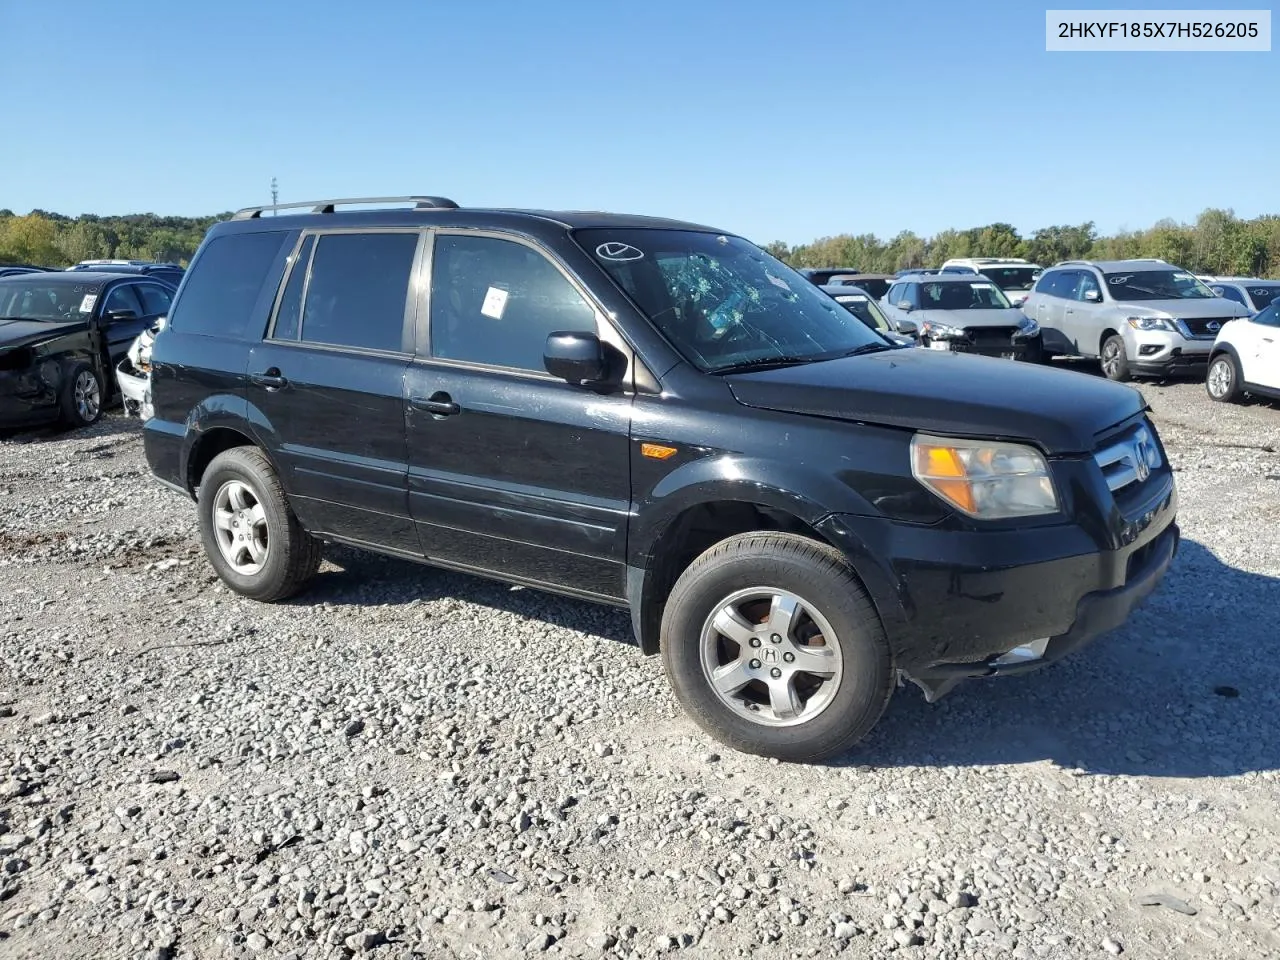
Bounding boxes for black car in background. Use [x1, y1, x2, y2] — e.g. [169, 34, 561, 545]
[0, 271, 175, 430]
[0, 264, 55, 278]
[67, 259, 185, 289]
[797, 267, 861, 286]
[824, 272, 894, 300]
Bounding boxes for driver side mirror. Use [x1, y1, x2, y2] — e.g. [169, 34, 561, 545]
[1083, 289, 1101, 302]
[544, 331, 608, 384]
[104, 308, 139, 322]
[897, 301, 914, 313]
[897, 319, 920, 336]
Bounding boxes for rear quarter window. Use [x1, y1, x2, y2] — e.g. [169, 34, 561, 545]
[169, 231, 292, 339]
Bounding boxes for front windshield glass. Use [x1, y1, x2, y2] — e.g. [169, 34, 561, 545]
[919, 279, 1012, 310]
[1103, 269, 1216, 301]
[979, 266, 1040, 292]
[575, 229, 884, 372]
[0, 282, 99, 321]
[1247, 285, 1280, 310]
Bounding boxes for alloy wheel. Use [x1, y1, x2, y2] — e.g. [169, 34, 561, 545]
[74, 370, 101, 422]
[212, 480, 270, 575]
[699, 587, 844, 727]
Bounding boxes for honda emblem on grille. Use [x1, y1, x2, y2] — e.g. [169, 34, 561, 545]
[1132, 438, 1152, 482]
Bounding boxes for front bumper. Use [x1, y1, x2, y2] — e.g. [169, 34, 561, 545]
[0, 373, 59, 428]
[928, 330, 1042, 361]
[900, 522, 1177, 700]
[1124, 329, 1211, 375]
[816, 461, 1178, 700]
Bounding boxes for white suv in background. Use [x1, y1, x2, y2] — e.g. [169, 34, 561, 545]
[938, 258, 1044, 307]
[1205, 302, 1280, 403]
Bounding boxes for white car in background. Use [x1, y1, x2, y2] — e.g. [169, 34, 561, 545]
[1205, 302, 1280, 403]
[116, 320, 163, 419]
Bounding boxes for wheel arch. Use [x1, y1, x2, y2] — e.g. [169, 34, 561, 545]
[626, 498, 875, 656]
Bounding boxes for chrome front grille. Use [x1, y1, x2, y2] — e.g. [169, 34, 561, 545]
[1094, 421, 1163, 494]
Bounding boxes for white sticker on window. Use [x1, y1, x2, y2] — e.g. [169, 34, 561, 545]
[480, 286, 508, 320]
[1173, 272, 1194, 281]
[595, 242, 644, 262]
[1109, 275, 1130, 284]
[79, 294, 98, 313]
[836, 295, 868, 303]
[766, 273, 791, 292]
[969, 282, 995, 290]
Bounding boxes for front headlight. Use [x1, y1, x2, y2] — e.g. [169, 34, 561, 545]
[911, 434, 1059, 519]
[1017, 317, 1040, 336]
[923, 321, 964, 339]
[1126, 316, 1176, 332]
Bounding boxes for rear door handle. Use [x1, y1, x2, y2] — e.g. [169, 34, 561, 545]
[250, 369, 288, 390]
[409, 394, 460, 416]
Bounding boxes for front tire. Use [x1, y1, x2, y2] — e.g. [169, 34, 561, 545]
[59, 363, 104, 428]
[196, 447, 322, 602]
[1206, 353, 1241, 403]
[1100, 334, 1131, 382]
[661, 532, 893, 763]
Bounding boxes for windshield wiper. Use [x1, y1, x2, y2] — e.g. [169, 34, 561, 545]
[711, 355, 819, 374]
[841, 342, 894, 357]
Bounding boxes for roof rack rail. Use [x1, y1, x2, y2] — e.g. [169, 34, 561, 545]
[231, 195, 460, 220]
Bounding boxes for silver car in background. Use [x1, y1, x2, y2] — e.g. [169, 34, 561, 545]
[880, 273, 1042, 361]
[1022, 259, 1250, 381]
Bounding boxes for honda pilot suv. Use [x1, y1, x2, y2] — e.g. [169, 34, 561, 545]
[143, 196, 1178, 762]
[1022, 259, 1250, 380]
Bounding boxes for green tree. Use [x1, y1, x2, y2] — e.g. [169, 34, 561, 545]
[0, 214, 62, 265]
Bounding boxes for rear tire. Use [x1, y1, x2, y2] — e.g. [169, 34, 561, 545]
[660, 532, 893, 763]
[196, 447, 322, 602]
[1206, 353, 1242, 403]
[1100, 335, 1131, 382]
[59, 363, 104, 429]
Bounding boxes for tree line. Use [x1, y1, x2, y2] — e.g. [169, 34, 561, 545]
[768, 208, 1279, 278]
[2, 206, 1278, 279]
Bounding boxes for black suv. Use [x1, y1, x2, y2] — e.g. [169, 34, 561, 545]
[143, 196, 1178, 762]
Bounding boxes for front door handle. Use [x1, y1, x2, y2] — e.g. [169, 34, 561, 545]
[1263, 337, 1275, 343]
[250, 368, 288, 390]
[409, 393, 460, 417]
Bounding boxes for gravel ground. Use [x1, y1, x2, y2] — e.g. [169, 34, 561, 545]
[1, 373, 1278, 960]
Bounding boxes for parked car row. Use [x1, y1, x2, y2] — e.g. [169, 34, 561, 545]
[802, 256, 1278, 405]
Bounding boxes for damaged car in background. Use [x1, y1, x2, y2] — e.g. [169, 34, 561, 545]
[116, 320, 161, 419]
[0, 271, 172, 431]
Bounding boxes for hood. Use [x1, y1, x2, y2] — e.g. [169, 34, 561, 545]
[917, 307, 1028, 329]
[725, 349, 1144, 455]
[1121, 298, 1249, 319]
[0, 317, 86, 349]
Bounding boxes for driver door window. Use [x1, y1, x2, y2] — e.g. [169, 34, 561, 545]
[1074, 272, 1100, 302]
[429, 234, 599, 372]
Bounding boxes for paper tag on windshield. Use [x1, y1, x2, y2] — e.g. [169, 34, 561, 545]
[969, 282, 995, 290]
[841, 294, 868, 302]
[1174, 272, 1195, 281]
[480, 286, 508, 320]
[79, 294, 98, 313]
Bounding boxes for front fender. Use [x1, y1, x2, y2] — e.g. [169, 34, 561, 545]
[630, 452, 882, 567]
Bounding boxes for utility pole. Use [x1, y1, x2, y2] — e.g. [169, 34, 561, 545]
[270, 177, 279, 213]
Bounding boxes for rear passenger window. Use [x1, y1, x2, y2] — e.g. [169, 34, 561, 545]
[170, 232, 290, 339]
[271, 235, 315, 341]
[300, 233, 418, 352]
[429, 234, 598, 372]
